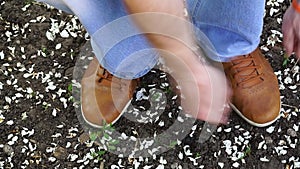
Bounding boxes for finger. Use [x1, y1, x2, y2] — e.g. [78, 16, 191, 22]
[197, 66, 231, 124]
[282, 26, 295, 56]
[220, 103, 231, 124]
[294, 26, 300, 58]
[284, 36, 294, 57]
[295, 39, 300, 58]
[282, 10, 295, 56]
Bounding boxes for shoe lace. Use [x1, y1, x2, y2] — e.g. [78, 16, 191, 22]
[97, 68, 115, 87]
[96, 67, 133, 89]
[231, 54, 263, 88]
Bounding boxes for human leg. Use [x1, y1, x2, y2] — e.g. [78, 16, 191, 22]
[187, 0, 281, 127]
[186, 0, 265, 61]
[37, 0, 158, 127]
[38, 0, 158, 79]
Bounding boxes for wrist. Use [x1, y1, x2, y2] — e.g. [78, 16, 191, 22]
[292, 0, 300, 13]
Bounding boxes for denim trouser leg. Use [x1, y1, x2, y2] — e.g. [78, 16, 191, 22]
[186, 0, 266, 62]
[37, 0, 158, 79]
[37, 0, 265, 76]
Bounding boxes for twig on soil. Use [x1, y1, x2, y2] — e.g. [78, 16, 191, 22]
[291, 58, 300, 73]
[100, 161, 104, 169]
[132, 129, 142, 155]
[281, 103, 299, 112]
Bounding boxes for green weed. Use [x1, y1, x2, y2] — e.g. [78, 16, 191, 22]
[238, 145, 251, 160]
[89, 122, 119, 152]
[283, 53, 290, 67]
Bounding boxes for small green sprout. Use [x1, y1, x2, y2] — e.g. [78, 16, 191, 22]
[89, 132, 99, 141]
[283, 53, 290, 67]
[168, 140, 178, 148]
[67, 83, 73, 93]
[89, 122, 120, 152]
[66, 83, 81, 105]
[30, 91, 36, 98]
[25, 0, 34, 5]
[91, 150, 106, 161]
[41, 46, 47, 53]
[195, 152, 201, 158]
[151, 92, 161, 101]
[238, 145, 251, 160]
[164, 87, 172, 94]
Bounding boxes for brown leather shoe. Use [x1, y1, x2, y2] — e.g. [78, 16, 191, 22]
[223, 48, 281, 127]
[81, 57, 137, 128]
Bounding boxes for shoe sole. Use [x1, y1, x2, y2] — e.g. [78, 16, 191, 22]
[229, 102, 281, 127]
[80, 99, 132, 129]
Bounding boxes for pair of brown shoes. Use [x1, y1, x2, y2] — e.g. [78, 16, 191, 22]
[81, 48, 280, 128]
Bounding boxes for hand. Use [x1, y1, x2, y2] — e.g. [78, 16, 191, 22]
[124, 0, 232, 124]
[195, 64, 232, 124]
[282, 5, 300, 58]
[160, 51, 232, 125]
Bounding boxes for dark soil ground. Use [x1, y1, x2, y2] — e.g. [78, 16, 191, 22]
[0, 1, 299, 169]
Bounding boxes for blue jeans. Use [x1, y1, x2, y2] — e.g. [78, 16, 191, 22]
[37, 0, 265, 78]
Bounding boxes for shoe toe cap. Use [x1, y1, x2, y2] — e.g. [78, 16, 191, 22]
[233, 88, 281, 127]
